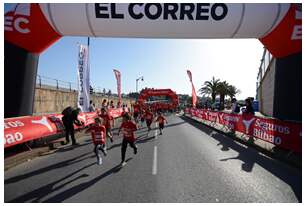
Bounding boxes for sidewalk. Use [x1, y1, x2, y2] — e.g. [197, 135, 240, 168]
[183, 113, 301, 169]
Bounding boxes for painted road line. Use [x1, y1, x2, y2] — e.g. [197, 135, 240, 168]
[155, 122, 158, 140]
[152, 146, 158, 175]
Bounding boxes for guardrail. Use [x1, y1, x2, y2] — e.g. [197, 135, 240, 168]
[185, 108, 301, 154]
[4, 108, 128, 149]
[36, 75, 117, 96]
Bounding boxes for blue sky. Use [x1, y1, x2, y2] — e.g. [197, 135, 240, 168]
[38, 37, 263, 99]
[5, 3, 264, 99]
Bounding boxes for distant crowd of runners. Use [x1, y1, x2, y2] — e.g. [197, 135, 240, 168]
[61, 102, 168, 167]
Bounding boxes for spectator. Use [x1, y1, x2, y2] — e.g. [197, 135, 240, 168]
[88, 100, 96, 112]
[231, 98, 240, 114]
[244, 98, 255, 115]
[61, 107, 83, 145]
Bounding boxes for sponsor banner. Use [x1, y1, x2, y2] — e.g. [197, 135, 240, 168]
[4, 109, 126, 148]
[108, 107, 128, 118]
[77, 44, 90, 112]
[4, 115, 62, 148]
[185, 108, 302, 153]
[187, 70, 197, 108]
[113, 69, 122, 103]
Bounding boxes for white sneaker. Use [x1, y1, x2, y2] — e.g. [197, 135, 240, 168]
[102, 149, 107, 156]
[121, 161, 126, 167]
[97, 155, 103, 165]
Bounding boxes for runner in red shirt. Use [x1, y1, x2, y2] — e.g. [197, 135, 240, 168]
[140, 109, 146, 127]
[145, 109, 154, 132]
[118, 113, 138, 166]
[85, 118, 107, 165]
[155, 112, 168, 135]
[100, 108, 114, 143]
[133, 104, 140, 123]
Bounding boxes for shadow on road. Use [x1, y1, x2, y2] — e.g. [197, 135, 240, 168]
[180, 115, 302, 202]
[55, 142, 92, 153]
[8, 162, 96, 203]
[107, 143, 122, 151]
[136, 135, 155, 144]
[5, 151, 94, 184]
[42, 158, 133, 203]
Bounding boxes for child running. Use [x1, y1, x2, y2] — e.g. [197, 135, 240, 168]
[85, 118, 107, 165]
[145, 109, 154, 132]
[140, 109, 145, 127]
[118, 113, 138, 166]
[100, 108, 114, 143]
[155, 112, 168, 135]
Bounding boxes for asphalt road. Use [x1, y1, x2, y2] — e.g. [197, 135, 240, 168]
[4, 114, 302, 203]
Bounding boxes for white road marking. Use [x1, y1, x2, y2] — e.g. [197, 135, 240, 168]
[152, 146, 158, 175]
[155, 122, 158, 140]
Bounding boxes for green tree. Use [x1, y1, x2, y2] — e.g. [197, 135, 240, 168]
[216, 81, 230, 110]
[227, 85, 241, 100]
[198, 76, 220, 103]
[128, 92, 139, 99]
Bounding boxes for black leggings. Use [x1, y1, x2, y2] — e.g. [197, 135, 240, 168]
[121, 138, 137, 162]
[63, 123, 76, 144]
[94, 144, 106, 155]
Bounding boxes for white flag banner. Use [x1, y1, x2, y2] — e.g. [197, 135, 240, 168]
[113, 69, 121, 103]
[77, 44, 90, 112]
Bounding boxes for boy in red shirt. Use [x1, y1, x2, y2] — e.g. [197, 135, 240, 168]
[85, 118, 107, 165]
[100, 108, 114, 143]
[140, 109, 146, 127]
[118, 113, 138, 166]
[145, 109, 154, 132]
[155, 112, 168, 135]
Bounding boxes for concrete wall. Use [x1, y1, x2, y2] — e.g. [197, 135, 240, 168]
[257, 59, 275, 117]
[34, 86, 135, 115]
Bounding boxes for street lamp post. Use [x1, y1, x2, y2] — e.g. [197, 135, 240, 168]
[136, 76, 144, 93]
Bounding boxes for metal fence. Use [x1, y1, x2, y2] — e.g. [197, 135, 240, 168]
[35, 75, 129, 98]
[36, 75, 78, 91]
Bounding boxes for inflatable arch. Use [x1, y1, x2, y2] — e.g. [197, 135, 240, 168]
[137, 89, 179, 109]
[4, 3, 302, 117]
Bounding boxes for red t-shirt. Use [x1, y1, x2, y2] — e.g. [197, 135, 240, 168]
[156, 116, 166, 124]
[134, 107, 139, 113]
[89, 125, 106, 145]
[100, 114, 113, 128]
[145, 112, 154, 121]
[120, 121, 137, 141]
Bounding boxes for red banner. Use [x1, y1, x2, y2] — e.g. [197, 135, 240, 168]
[185, 108, 302, 153]
[187, 70, 197, 108]
[4, 108, 128, 148]
[113, 69, 121, 103]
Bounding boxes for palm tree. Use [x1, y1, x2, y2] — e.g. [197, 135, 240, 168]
[198, 77, 220, 103]
[216, 81, 230, 110]
[227, 85, 241, 100]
